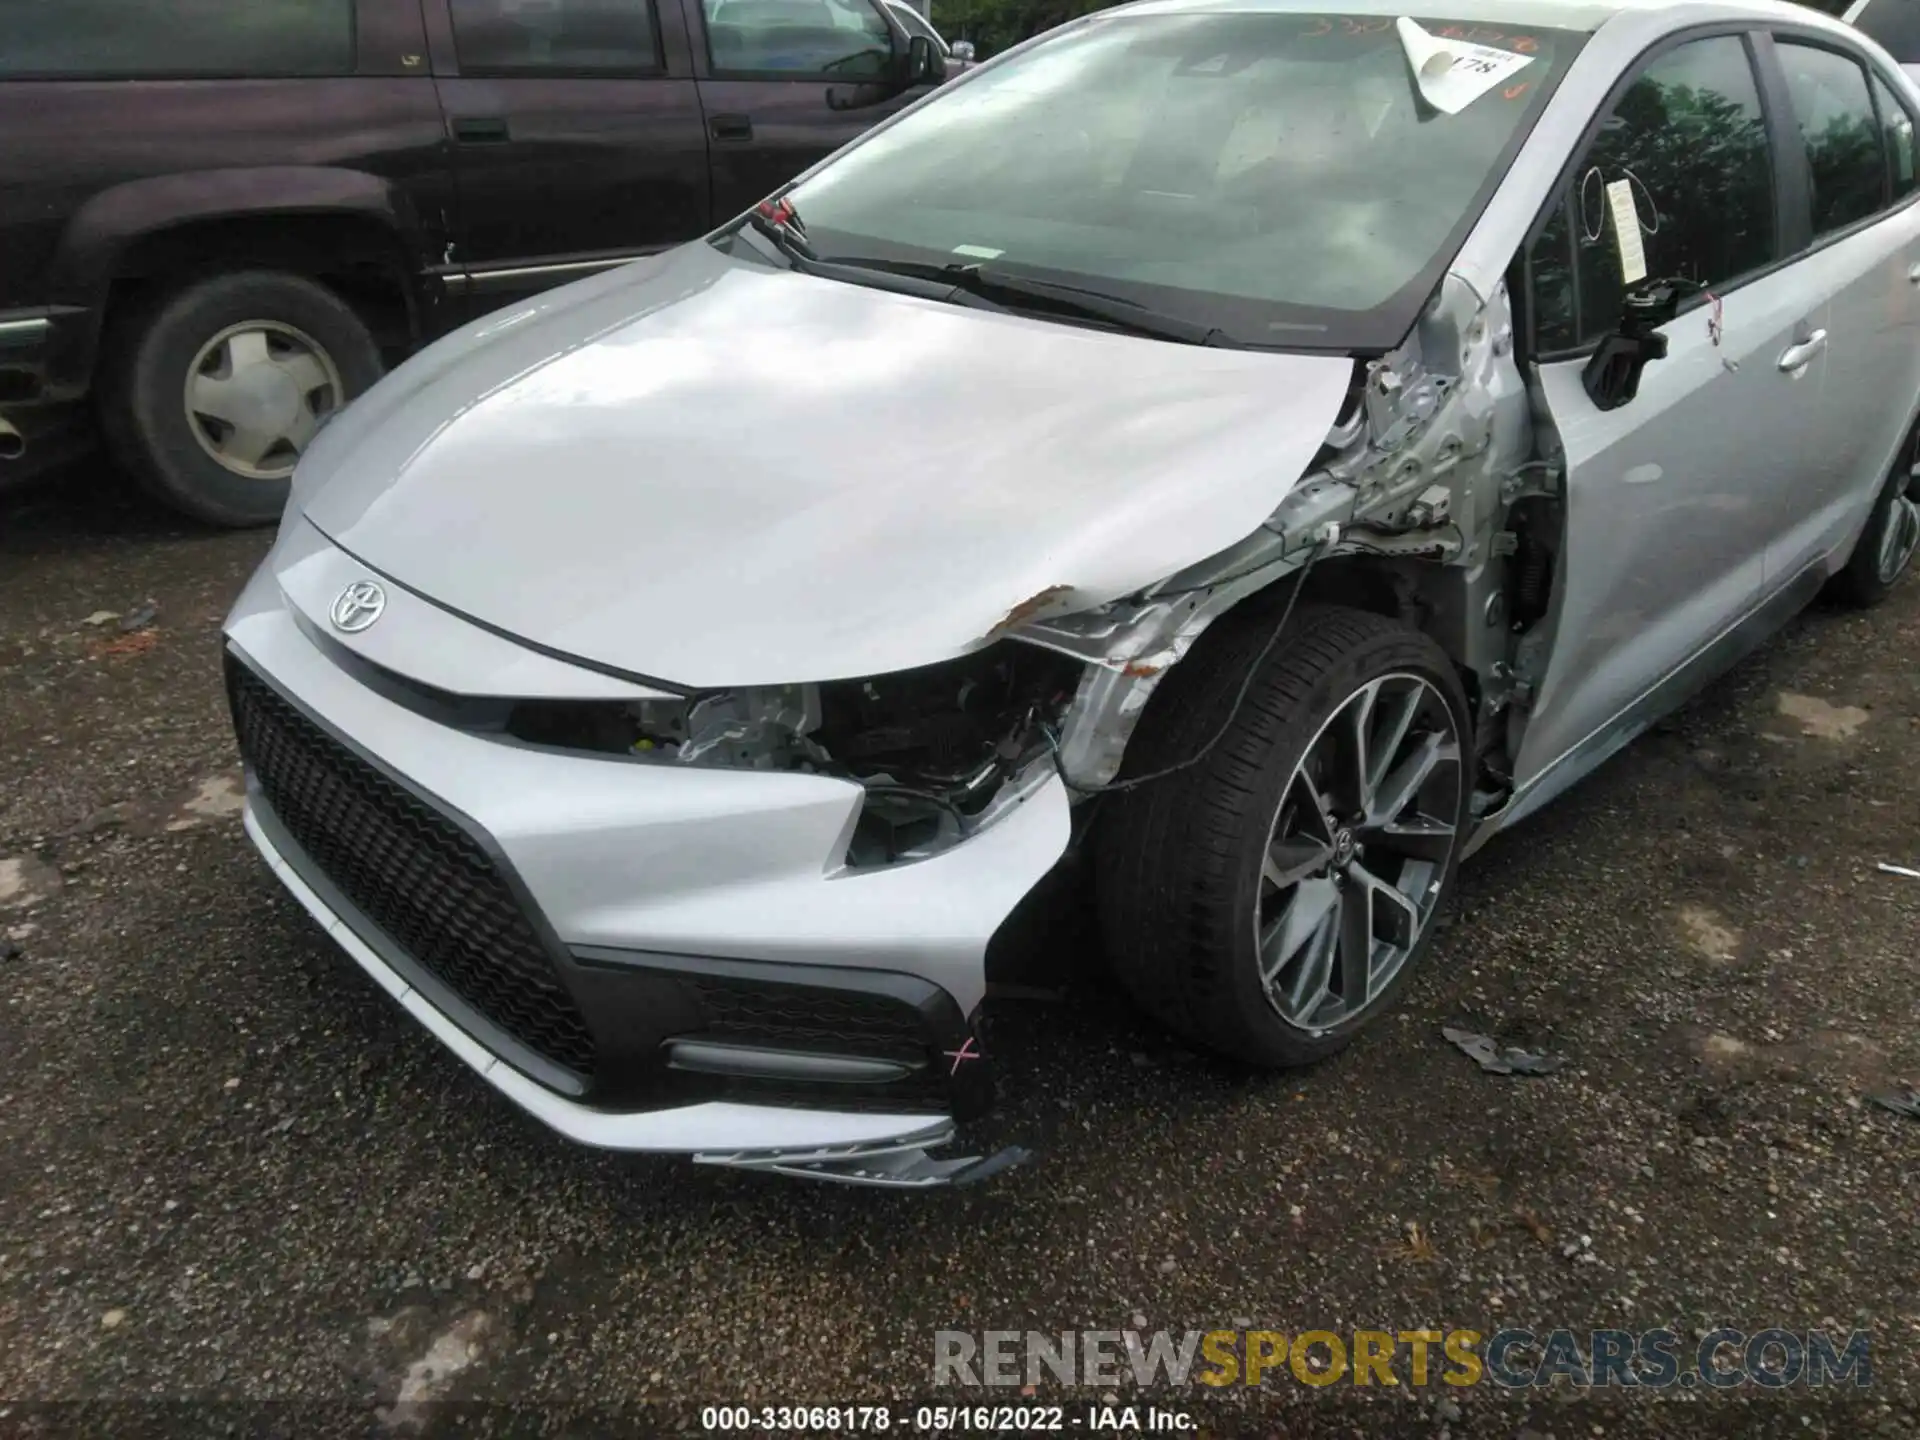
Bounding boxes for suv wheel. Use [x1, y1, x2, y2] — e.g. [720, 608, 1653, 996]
[102, 271, 383, 527]
[1095, 603, 1472, 1068]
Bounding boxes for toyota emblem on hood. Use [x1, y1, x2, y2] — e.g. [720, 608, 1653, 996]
[329, 580, 387, 634]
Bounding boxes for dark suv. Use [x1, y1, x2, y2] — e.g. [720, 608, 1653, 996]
[0, 0, 947, 525]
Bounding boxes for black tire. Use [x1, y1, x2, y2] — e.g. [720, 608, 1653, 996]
[1094, 602, 1473, 1068]
[1826, 415, 1920, 609]
[100, 270, 382, 528]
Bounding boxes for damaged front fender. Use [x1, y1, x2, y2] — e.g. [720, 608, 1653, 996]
[1014, 469, 1359, 789]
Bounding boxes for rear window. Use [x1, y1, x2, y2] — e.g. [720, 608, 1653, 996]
[449, 0, 662, 74]
[1852, 0, 1920, 63]
[0, 0, 354, 79]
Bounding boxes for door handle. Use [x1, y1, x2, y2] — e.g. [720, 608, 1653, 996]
[451, 116, 511, 143]
[1776, 329, 1828, 373]
[709, 113, 753, 143]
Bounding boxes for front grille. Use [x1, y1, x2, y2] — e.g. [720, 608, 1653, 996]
[229, 658, 597, 1078]
[685, 975, 931, 1064]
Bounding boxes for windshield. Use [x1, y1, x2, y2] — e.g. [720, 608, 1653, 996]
[784, 12, 1582, 350]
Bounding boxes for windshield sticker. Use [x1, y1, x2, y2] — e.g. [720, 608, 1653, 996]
[952, 244, 1005, 259]
[1605, 178, 1649, 286]
[1395, 17, 1534, 114]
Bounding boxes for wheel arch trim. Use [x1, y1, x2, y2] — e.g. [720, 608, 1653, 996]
[46, 168, 426, 391]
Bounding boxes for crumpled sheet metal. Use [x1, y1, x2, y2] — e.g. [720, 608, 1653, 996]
[1869, 1089, 1920, 1120]
[1443, 1025, 1565, 1077]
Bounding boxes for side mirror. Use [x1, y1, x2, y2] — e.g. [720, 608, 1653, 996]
[950, 39, 975, 62]
[1581, 279, 1683, 412]
[903, 33, 946, 85]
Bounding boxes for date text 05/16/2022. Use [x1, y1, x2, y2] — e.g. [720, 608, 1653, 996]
[700, 1405, 1195, 1432]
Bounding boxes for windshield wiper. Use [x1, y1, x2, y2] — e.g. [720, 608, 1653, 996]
[824, 257, 1233, 346]
[737, 227, 1244, 347]
[742, 197, 819, 268]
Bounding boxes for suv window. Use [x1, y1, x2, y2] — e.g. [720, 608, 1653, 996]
[448, 0, 661, 74]
[1778, 42, 1888, 234]
[2, 0, 353, 78]
[703, 0, 893, 77]
[1850, 0, 1920, 63]
[887, 3, 945, 50]
[1872, 73, 1920, 197]
[1531, 35, 1774, 354]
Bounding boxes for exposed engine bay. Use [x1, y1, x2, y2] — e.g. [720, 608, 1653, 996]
[506, 270, 1559, 870]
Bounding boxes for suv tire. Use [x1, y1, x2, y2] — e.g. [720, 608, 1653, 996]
[1095, 602, 1472, 1068]
[101, 271, 382, 527]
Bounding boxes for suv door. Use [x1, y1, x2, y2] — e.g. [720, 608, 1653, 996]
[689, 0, 933, 220]
[1760, 35, 1920, 577]
[423, 0, 711, 312]
[1512, 32, 1829, 799]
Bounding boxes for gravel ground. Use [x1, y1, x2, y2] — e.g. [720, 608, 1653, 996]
[2, 471, 1918, 1439]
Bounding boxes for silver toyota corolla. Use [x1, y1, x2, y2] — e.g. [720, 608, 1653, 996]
[226, 0, 1920, 1186]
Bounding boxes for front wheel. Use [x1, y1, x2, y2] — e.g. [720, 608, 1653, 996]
[1095, 603, 1473, 1068]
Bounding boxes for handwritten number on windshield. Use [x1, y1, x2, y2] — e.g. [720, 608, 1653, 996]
[1294, 16, 1538, 55]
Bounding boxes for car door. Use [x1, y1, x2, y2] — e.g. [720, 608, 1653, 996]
[1760, 36, 1920, 578]
[422, 0, 711, 315]
[688, 0, 931, 220]
[1844, 0, 1920, 87]
[1512, 31, 1831, 798]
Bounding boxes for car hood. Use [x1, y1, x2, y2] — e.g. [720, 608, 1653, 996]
[298, 243, 1355, 688]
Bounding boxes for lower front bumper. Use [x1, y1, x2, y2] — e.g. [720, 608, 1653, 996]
[245, 802, 963, 1162]
[226, 542, 1071, 1179]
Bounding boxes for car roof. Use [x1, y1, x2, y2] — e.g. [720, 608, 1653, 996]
[1115, 0, 1848, 36]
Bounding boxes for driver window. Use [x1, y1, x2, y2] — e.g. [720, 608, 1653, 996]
[702, 0, 892, 77]
[1530, 35, 1775, 354]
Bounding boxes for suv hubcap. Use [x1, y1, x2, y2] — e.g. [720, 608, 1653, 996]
[184, 321, 342, 481]
[1255, 673, 1463, 1033]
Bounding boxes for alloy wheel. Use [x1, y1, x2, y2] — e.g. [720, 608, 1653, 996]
[183, 321, 343, 481]
[1875, 437, 1920, 585]
[1254, 673, 1464, 1033]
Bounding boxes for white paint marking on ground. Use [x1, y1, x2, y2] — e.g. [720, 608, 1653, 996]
[0, 856, 59, 910]
[379, 1310, 493, 1432]
[1700, 1033, 1750, 1062]
[166, 771, 247, 831]
[1678, 904, 1741, 963]
[1776, 692, 1869, 740]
